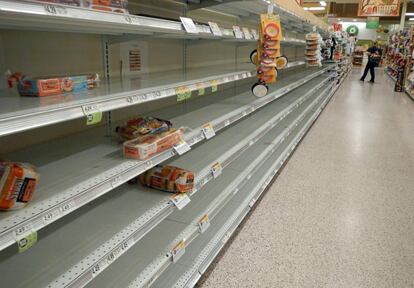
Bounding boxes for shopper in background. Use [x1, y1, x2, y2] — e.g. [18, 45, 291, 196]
[330, 36, 337, 60]
[360, 42, 380, 83]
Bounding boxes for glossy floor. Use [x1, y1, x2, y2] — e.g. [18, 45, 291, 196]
[200, 68, 414, 288]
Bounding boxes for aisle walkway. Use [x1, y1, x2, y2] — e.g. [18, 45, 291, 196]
[200, 68, 414, 288]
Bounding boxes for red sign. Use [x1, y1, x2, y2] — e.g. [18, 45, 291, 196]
[358, 0, 400, 17]
[333, 23, 343, 32]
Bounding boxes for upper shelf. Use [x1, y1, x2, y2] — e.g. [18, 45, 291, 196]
[0, 0, 308, 42]
[0, 65, 254, 137]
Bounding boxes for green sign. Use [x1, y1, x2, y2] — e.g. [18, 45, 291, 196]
[366, 17, 379, 29]
[346, 25, 359, 36]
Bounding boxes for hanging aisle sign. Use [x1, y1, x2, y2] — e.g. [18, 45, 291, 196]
[358, 0, 400, 17]
[366, 17, 379, 29]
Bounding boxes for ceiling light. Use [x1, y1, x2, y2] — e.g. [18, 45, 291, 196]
[409, 17, 414, 21]
[320, 1, 327, 7]
[305, 7, 325, 11]
[406, 12, 414, 16]
[353, 19, 357, 21]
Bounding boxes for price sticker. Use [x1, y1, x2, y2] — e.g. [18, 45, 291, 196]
[233, 26, 244, 39]
[82, 104, 102, 125]
[242, 27, 252, 39]
[224, 119, 231, 127]
[209, 80, 219, 93]
[251, 29, 259, 40]
[121, 238, 135, 251]
[170, 193, 191, 210]
[173, 140, 191, 155]
[175, 86, 191, 102]
[111, 176, 123, 188]
[208, 22, 223, 36]
[14, 222, 34, 240]
[17, 231, 38, 253]
[60, 201, 76, 214]
[249, 198, 256, 208]
[44, 4, 67, 15]
[202, 123, 216, 139]
[211, 162, 222, 178]
[180, 17, 199, 34]
[172, 240, 186, 263]
[198, 214, 210, 233]
[42, 209, 60, 225]
[234, 74, 240, 80]
[196, 83, 205, 96]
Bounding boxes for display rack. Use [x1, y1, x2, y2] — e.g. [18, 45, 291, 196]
[0, 1, 348, 288]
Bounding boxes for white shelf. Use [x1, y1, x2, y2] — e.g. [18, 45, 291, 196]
[0, 71, 334, 288]
[0, 65, 254, 137]
[151, 84, 338, 288]
[0, 65, 333, 254]
[87, 79, 337, 288]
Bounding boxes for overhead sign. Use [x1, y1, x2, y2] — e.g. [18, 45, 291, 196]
[333, 23, 342, 32]
[294, 0, 303, 6]
[358, 0, 400, 17]
[366, 17, 380, 29]
[346, 25, 359, 36]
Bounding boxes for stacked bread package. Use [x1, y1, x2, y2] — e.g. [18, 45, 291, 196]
[305, 32, 323, 67]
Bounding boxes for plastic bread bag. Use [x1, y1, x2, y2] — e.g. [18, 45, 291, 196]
[116, 116, 173, 141]
[134, 165, 194, 193]
[0, 162, 39, 211]
[123, 128, 184, 160]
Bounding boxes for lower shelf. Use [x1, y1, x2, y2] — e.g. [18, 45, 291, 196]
[85, 82, 336, 288]
[150, 70, 349, 288]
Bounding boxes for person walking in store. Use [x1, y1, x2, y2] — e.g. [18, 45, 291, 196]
[360, 42, 380, 83]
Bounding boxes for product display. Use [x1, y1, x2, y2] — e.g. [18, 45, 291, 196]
[33, 0, 129, 13]
[123, 129, 183, 160]
[8, 72, 99, 97]
[250, 13, 288, 97]
[135, 165, 194, 193]
[0, 162, 39, 211]
[116, 117, 173, 141]
[305, 33, 322, 67]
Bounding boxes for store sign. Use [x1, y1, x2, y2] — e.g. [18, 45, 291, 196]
[333, 23, 342, 32]
[358, 0, 400, 17]
[366, 17, 380, 29]
[346, 25, 359, 36]
[294, 0, 303, 6]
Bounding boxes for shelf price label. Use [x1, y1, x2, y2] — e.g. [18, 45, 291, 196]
[172, 240, 186, 263]
[208, 22, 223, 36]
[42, 209, 61, 225]
[175, 86, 191, 102]
[170, 193, 191, 210]
[60, 200, 76, 214]
[251, 29, 259, 40]
[111, 176, 123, 188]
[198, 214, 210, 233]
[14, 222, 34, 240]
[82, 104, 102, 125]
[196, 83, 206, 96]
[17, 231, 38, 253]
[173, 140, 191, 155]
[180, 17, 199, 34]
[44, 4, 67, 15]
[209, 80, 219, 93]
[233, 26, 244, 39]
[211, 162, 222, 178]
[202, 123, 216, 139]
[242, 27, 252, 39]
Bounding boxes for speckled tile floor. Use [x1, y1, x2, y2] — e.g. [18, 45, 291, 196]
[200, 68, 414, 288]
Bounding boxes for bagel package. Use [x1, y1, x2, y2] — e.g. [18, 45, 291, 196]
[8, 73, 99, 97]
[116, 117, 173, 141]
[0, 162, 39, 211]
[138, 165, 194, 193]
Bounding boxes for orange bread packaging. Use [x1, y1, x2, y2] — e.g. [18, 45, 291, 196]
[139, 165, 194, 193]
[0, 162, 39, 211]
[123, 129, 183, 160]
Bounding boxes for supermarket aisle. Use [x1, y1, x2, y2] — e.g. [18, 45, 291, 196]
[200, 68, 414, 288]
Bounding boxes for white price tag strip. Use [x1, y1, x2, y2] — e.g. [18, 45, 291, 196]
[60, 200, 76, 214]
[233, 26, 244, 39]
[211, 162, 222, 178]
[170, 193, 191, 210]
[174, 140, 191, 155]
[208, 22, 223, 36]
[198, 214, 210, 234]
[172, 240, 186, 263]
[14, 222, 34, 240]
[202, 123, 216, 139]
[242, 27, 252, 39]
[180, 17, 199, 34]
